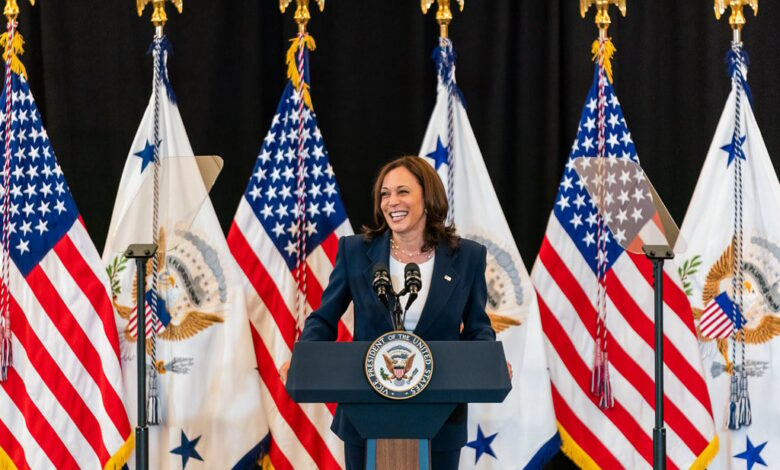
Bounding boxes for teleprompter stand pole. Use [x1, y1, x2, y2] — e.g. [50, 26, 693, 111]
[642, 245, 674, 470]
[125, 243, 157, 470]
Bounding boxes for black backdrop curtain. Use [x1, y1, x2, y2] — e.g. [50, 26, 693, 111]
[15, 1, 780, 267]
[11, 1, 780, 468]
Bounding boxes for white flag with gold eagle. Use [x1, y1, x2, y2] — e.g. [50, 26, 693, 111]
[102, 37, 268, 468]
[419, 39, 560, 468]
[678, 46, 780, 469]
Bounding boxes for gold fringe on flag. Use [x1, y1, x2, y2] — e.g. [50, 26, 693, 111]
[103, 434, 134, 470]
[0, 445, 19, 470]
[591, 38, 616, 83]
[556, 422, 600, 470]
[286, 34, 316, 111]
[557, 421, 719, 469]
[0, 31, 26, 79]
[690, 435, 720, 470]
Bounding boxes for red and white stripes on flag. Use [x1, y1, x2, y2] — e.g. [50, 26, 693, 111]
[229, 200, 352, 470]
[126, 303, 164, 339]
[1, 221, 132, 469]
[699, 295, 740, 340]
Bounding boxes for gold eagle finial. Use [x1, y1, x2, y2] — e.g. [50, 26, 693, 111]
[137, 0, 183, 28]
[580, 0, 626, 38]
[421, 0, 464, 39]
[715, 0, 757, 34]
[280, 0, 324, 34]
[4, 0, 34, 21]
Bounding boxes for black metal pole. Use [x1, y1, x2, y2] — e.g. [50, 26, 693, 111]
[642, 245, 674, 470]
[125, 244, 157, 470]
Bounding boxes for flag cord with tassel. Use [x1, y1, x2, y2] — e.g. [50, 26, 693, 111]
[591, 36, 615, 410]
[294, 32, 309, 329]
[727, 39, 750, 430]
[440, 37, 455, 225]
[0, 17, 16, 382]
[147, 30, 162, 425]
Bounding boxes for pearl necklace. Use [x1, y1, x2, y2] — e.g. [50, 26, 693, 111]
[391, 237, 433, 260]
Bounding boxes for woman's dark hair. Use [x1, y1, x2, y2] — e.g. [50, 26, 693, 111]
[362, 156, 459, 251]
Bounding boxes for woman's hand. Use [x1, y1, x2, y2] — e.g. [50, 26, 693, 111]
[507, 361, 513, 381]
[279, 361, 291, 385]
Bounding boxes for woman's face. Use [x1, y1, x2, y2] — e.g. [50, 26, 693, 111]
[380, 166, 426, 239]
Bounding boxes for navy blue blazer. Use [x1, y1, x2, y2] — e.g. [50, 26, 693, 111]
[299, 230, 496, 450]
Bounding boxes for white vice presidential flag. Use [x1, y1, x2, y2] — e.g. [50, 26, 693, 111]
[678, 49, 780, 469]
[419, 40, 560, 469]
[102, 40, 267, 469]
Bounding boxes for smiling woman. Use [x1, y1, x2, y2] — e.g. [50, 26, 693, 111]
[292, 155, 499, 470]
[363, 155, 459, 261]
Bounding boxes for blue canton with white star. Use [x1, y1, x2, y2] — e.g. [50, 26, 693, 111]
[170, 430, 204, 468]
[0, 73, 79, 276]
[243, 82, 347, 271]
[555, 67, 642, 274]
[734, 436, 768, 470]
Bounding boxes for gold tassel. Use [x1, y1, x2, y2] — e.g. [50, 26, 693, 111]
[591, 38, 616, 84]
[286, 35, 317, 111]
[103, 433, 134, 470]
[0, 31, 27, 79]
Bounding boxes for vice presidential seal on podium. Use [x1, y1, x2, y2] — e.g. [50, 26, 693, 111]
[365, 331, 434, 400]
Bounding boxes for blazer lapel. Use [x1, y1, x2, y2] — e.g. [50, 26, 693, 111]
[413, 241, 458, 336]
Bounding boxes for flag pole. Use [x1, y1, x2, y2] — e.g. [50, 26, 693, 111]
[280, 0, 323, 331]
[421, 0, 463, 223]
[581, 4, 670, 467]
[715, 0, 757, 434]
[130, 1, 182, 466]
[579, 1, 687, 468]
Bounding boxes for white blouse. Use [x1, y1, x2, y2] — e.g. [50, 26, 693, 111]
[389, 254, 435, 332]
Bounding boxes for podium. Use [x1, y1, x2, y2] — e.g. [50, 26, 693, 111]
[287, 341, 511, 469]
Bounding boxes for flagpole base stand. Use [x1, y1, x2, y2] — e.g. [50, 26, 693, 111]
[125, 243, 157, 470]
[642, 245, 673, 470]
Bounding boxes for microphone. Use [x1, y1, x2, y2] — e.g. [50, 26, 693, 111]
[372, 262, 392, 310]
[403, 263, 422, 311]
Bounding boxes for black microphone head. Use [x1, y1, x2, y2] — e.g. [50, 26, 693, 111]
[372, 262, 392, 310]
[372, 262, 391, 290]
[373, 262, 389, 279]
[404, 263, 422, 294]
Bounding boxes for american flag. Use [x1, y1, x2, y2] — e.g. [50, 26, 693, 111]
[699, 292, 744, 340]
[227, 37, 352, 470]
[0, 67, 131, 466]
[531, 60, 718, 467]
